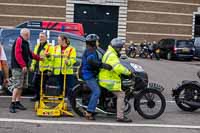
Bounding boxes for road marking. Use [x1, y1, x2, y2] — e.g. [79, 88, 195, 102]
[0, 96, 176, 103]
[0, 118, 199, 129]
[0, 96, 32, 99]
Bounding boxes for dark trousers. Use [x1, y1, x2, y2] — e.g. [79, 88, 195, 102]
[153, 50, 160, 60]
[32, 71, 48, 98]
[55, 74, 75, 99]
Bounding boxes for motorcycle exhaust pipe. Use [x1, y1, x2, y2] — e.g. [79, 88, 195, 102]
[183, 100, 200, 108]
[76, 102, 116, 115]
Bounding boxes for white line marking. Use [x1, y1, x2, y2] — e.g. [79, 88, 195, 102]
[0, 96, 176, 103]
[0, 96, 32, 99]
[0, 118, 199, 129]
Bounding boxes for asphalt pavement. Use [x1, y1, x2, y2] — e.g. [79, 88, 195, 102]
[1, 58, 200, 133]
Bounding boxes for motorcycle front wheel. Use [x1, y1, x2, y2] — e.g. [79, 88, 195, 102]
[135, 88, 166, 119]
[174, 84, 199, 112]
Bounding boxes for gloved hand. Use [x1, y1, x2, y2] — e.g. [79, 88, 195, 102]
[129, 73, 135, 78]
[101, 63, 112, 71]
[122, 73, 135, 79]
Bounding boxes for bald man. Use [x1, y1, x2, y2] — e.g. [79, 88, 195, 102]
[9, 28, 43, 113]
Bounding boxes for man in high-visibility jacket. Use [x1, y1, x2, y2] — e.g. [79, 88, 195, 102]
[52, 34, 76, 99]
[30, 32, 54, 101]
[98, 38, 132, 123]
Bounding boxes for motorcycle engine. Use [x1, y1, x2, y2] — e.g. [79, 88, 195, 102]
[122, 78, 135, 89]
[104, 97, 117, 113]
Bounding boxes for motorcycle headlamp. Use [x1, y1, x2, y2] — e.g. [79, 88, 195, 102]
[130, 63, 144, 72]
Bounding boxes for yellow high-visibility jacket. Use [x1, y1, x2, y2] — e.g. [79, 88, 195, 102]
[30, 43, 54, 72]
[52, 45, 76, 75]
[98, 46, 131, 91]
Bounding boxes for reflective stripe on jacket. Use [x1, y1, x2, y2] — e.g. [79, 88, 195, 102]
[53, 45, 76, 75]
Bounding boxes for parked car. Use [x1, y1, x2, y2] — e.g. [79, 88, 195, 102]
[193, 37, 200, 58]
[0, 28, 86, 94]
[16, 20, 85, 36]
[158, 38, 195, 60]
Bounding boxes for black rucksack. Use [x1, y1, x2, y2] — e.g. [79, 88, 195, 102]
[45, 76, 61, 96]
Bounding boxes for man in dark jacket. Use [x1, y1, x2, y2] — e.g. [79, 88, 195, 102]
[152, 41, 160, 60]
[81, 34, 112, 120]
[9, 28, 42, 113]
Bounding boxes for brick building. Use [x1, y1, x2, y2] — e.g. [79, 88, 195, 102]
[0, 0, 199, 46]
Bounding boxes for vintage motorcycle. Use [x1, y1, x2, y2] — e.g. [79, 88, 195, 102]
[126, 44, 137, 58]
[139, 45, 150, 58]
[71, 59, 166, 119]
[172, 71, 200, 112]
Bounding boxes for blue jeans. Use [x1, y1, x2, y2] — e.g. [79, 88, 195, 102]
[85, 78, 101, 113]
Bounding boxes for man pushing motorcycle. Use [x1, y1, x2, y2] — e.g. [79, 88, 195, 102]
[98, 38, 132, 123]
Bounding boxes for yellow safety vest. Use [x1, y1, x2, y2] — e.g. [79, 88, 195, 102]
[30, 43, 54, 72]
[52, 45, 76, 75]
[98, 46, 131, 91]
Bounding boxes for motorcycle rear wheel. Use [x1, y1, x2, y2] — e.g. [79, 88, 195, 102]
[71, 85, 89, 117]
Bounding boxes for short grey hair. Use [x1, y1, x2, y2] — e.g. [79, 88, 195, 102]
[20, 28, 30, 36]
[39, 32, 47, 36]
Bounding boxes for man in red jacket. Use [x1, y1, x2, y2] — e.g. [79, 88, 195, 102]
[9, 28, 43, 113]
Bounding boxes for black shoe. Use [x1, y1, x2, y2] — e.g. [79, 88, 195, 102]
[30, 96, 40, 102]
[9, 103, 16, 113]
[117, 117, 132, 123]
[15, 102, 27, 110]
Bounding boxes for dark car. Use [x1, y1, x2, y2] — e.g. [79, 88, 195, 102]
[158, 38, 195, 60]
[0, 28, 86, 94]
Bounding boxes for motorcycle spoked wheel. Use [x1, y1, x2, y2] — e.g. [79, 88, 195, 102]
[129, 52, 137, 58]
[174, 84, 200, 112]
[71, 86, 90, 117]
[135, 88, 166, 119]
[140, 52, 148, 58]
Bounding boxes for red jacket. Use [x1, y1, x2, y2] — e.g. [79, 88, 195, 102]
[11, 36, 41, 68]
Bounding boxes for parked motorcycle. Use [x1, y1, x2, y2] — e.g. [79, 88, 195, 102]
[172, 71, 200, 112]
[150, 48, 160, 60]
[71, 60, 166, 119]
[139, 45, 149, 58]
[126, 44, 137, 58]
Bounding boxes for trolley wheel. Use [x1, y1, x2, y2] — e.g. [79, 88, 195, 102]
[35, 101, 39, 111]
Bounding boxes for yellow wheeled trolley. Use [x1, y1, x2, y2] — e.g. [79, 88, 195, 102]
[34, 65, 74, 117]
